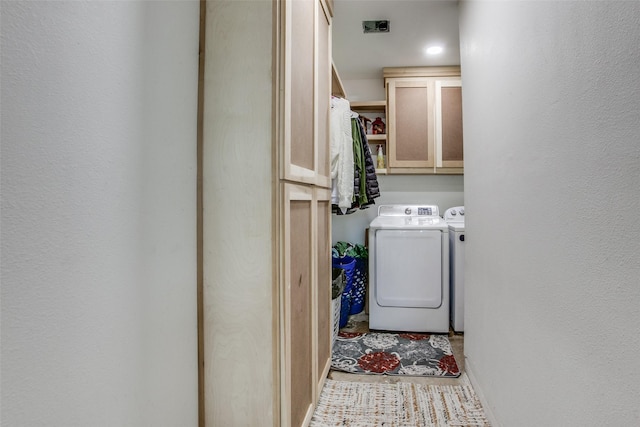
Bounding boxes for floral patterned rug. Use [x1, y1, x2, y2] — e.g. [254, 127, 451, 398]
[331, 332, 460, 377]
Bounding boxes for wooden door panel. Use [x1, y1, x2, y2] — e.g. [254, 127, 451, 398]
[435, 79, 464, 171]
[315, 1, 331, 187]
[290, 0, 315, 173]
[387, 79, 434, 170]
[282, 183, 314, 427]
[289, 200, 312, 427]
[395, 86, 429, 162]
[315, 189, 331, 391]
[441, 86, 463, 162]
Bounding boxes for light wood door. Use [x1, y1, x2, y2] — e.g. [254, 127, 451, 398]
[386, 78, 435, 171]
[435, 79, 464, 172]
[280, 1, 332, 426]
[284, 0, 315, 184]
[282, 183, 314, 427]
[314, 187, 332, 397]
[315, 0, 331, 188]
[281, 184, 332, 427]
[284, 0, 331, 187]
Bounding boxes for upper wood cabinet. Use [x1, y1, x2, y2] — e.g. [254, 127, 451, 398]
[386, 79, 434, 171]
[284, 0, 332, 188]
[384, 66, 464, 174]
[435, 79, 463, 172]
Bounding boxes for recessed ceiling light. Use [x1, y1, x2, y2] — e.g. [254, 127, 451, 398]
[426, 46, 444, 55]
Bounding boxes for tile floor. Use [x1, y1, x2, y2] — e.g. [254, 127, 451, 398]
[328, 312, 465, 387]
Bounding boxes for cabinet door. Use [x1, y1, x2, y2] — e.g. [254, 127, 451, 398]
[314, 187, 332, 396]
[282, 183, 314, 427]
[283, 0, 331, 187]
[281, 184, 331, 427]
[386, 79, 434, 171]
[435, 80, 464, 171]
[280, 1, 332, 426]
[284, 0, 315, 184]
[315, 0, 331, 188]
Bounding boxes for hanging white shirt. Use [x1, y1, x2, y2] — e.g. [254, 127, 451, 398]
[330, 97, 354, 212]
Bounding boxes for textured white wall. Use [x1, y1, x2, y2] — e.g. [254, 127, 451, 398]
[1, 2, 199, 425]
[459, 1, 640, 425]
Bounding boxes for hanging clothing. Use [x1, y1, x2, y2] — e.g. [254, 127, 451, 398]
[357, 118, 380, 205]
[332, 116, 380, 215]
[352, 117, 367, 207]
[330, 97, 354, 213]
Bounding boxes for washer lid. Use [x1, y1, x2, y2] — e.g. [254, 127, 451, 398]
[448, 222, 465, 232]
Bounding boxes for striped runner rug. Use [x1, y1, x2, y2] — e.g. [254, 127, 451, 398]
[310, 379, 490, 426]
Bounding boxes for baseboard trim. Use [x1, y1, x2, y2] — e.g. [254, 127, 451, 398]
[464, 356, 501, 427]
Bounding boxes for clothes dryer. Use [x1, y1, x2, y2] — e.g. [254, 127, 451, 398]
[368, 205, 449, 332]
[444, 206, 465, 332]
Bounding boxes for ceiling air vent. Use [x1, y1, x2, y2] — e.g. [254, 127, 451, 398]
[362, 20, 389, 33]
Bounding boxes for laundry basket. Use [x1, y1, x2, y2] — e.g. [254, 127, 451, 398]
[349, 256, 368, 315]
[331, 268, 346, 342]
[332, 257, 355, 328]
[332, 241, 368, 316]
[331, 295, 341, 344]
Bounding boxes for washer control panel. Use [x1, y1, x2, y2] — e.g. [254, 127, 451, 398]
[418, 207, 433, 216]
[444, 206, 465, 222]
[378, 205, 440, 217]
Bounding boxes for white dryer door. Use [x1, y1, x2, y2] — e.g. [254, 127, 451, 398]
[375, 229, 442, 308]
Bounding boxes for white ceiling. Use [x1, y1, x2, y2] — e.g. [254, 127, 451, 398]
[332, 0, 461, 81]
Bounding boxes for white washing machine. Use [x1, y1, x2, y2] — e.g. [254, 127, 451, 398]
[368, 205, 449, 333]
[444, 206, 465, 332]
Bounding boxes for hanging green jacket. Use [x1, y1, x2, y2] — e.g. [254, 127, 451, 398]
[351, 118, 368, 206]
